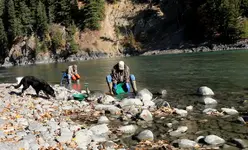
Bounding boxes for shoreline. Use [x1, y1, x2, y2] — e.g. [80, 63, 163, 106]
[2, 43, 248, 67]
[0, 84, 247, 149]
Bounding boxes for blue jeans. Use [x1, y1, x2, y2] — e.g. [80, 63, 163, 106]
[106, 74, 135, 93]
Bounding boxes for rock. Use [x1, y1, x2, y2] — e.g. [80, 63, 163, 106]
[196, 136, 205, 143]
[118, 125, 138, 134]
[169, 126, 188, 137]
[60, 122, 69, 128]
[89, 124, 110, 142]
[29, 121, 43, 131]
[221, 108, 238, 115]
[103, 141, 117, 149]
[167, 123, 172, 128]
[56, 91, 69, 100]
[137, 130, 154, 141]
[159, 89, 167, 96]
[186, 105, 193, 111]
[176, 126, 188, 133]
[203, 97, 217, 105]
[178, 139, 199, 148]
[30, 142, 39, 150]
[154, 99, 171, 108]
[222, 144, 239, 150]
[169, 131, 183, 137]
[142, 100, 155, 108]
[98, 116, 110, 124]
[174, 108, 188, 117]
[74, 129, 93, 149]
[203, 108, 218, 115]
[48, 120, 60, 133]
[119, 98, 143, 107]
[16, 140, 30, 150]
[0, 130, 5, 139]
[197, 86, 214, 96]
[17, 118, 29, 127]
[136, 89, 153, 101]
[232, 139, 248, 149]
[95, 104, 121, 114]
[23, 134, 36, 144]
[204, 135, 225, 146]
[139, 109, 153, 121]
[100, 95, 116, 104]
[57, 128, 73, 143]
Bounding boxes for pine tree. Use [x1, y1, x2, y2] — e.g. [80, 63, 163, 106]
[83, 0, 105, 30]
[43, 0, 55, 23]
[0, 0, 8, 63]
[28, 0, 37, 28]
[18, 2, 32, 35]
[6, 0, 19, 42]
[55, 0, 72, 26]
[0, 18, 8, 62]
[241, 0, 248, 17]
[36, 1, 48, 38]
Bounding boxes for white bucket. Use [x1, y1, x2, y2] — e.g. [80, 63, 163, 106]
[16, 77, 23, 88]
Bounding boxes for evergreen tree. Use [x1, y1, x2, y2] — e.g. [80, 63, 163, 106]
[6, 0, 19, 42]
[55, 0, 72, 26]
[19, 2, 32, 35]
[43, 0, 55, 23]
[240, 0, 248, 17]
[0, 18, 8, 62]
[36, 1, 48, 38]
[83, 0, 105, 30]
[0, 0, 8, 63]
[28, 0, 37, 28]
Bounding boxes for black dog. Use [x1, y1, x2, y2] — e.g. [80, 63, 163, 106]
[8, 76, 56, 98]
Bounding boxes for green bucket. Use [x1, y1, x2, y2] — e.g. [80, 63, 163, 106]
[73, 93, 87, 101]
[115, 83, 128, 95]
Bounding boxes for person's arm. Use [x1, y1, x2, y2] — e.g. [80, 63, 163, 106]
[68, 66, 72, 75]
[124, 65, 130, 83]
[74, 65, 78, 74]
[111, 68, 118, 84]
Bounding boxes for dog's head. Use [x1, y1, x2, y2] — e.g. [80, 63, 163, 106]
[44, 84, 56, 97]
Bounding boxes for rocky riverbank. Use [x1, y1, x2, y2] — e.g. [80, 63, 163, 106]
[2, 40, 248, 67]
[0, 83, 247, 150]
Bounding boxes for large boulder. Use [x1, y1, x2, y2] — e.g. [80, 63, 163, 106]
[204, 135, 225, 146]
[137, 130, 154, 141]
[221, 108, 238, 115]
[197, 86, 214, 96]
[136, 89, 153, 101]
[203, 97, 218, 105]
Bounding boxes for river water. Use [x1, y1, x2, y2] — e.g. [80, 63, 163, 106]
[1, 50, 248, 145]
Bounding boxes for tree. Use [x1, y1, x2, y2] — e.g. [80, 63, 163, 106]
[36, 1, 48, 38]
[0, 0, 8, 63]
[55, 0, 72, 26]
[83, 0, 105, 30]
[197, 0, 242, 42]
[5, 0, 19, 42]
[241, 0, 248, 17]
[43, 0, 56, 23]
[0, 18, 8, 63]
[18, 2, 32, 35]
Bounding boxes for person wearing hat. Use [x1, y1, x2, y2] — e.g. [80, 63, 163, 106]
[106, 61, 137, 95]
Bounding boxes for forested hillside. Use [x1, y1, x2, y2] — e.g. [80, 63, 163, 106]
[0, 0, 248, 65]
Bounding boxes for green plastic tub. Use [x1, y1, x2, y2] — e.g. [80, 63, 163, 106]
[73, 93, 87, 101]
[115, 83, 128, 95]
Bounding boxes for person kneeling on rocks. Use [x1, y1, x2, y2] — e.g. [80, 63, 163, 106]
[67, 64, 80, 84]
[106, 61, 137, 95]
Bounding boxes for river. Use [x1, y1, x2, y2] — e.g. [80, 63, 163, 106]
[1, 50, 248, 146]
